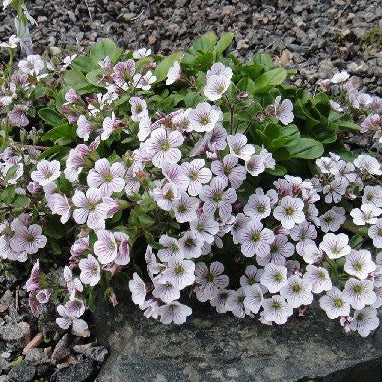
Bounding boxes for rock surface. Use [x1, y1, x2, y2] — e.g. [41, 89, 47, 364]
[93, 301, 382, 382]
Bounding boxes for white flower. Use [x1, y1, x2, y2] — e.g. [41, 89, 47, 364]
[368, 219, 382, 248]
[152, 281, 180, 303]
[349, 307, 379, 337]
[319, 287, 350, 319]
[76, 115, 93, 141]
[262, 295, 293, 324]
[203, 74, 231, 101]
[226, 287, 247, 318]
[166, 61, 182, 85]
[63, 266, 83, 299]
[171, 192, 199, 223]
[238, 221, 274, 258]
[8, 104, 29, 127]
[161, 259, 195, 289]
[272, 96, 294, 125]
[273, 196, 305, 229]
[129, 96, 148, 122]
[260, 263, 288, 293]
[354, 154, 381, 175]
[257, 234, 294, 266]
[343, 278, 376, 310]
[231, 213, 250, 244]
[157, 235, 184, 262]
[322, 178, 348, 204]
[56, 304, 88, 336]
[240, 265, 261, 287]
[94, 230, 118, 265]
[319, 207, 346, 232]
[10, 224, 47, 255]
[243, 284, 263, 314]
[280, 275, 313, 308]
[87, 158, 125, 196]
[344, 250, 376, 280]
[181, 159, 212, 196]
[330, 70, 349, 84]
[0, 35, 19, 49]
[206, 62, 233, 80]
[158, 301, 192, 324]
[227, 133, 256, 161]
[162, 162, 189, 192]
[189, 213, 219, 244]
[133, 70, 156, 90]
[210, 289, 234, 313]
[319, 233, 350, 259]
[195, 262, 229, 302]
[72, 188, 108, 230]
[244, 193, 271, 221]
[79, 254, 101, 286]
[144, 127, 184, 168]
[362, 186, 382, 207]
[200, 176, 237, 219]
[46, 193, 71, 224]
[129, 273, 146, 306]
[151, 181, 179, 211]
[178, 230, 204, 259]
[132, 48, 151, 59]
[303, 265, 332, 293]
[350, 204, 382, 226]
[290, 221, 317, 255]
[31, 159, 60, 187]
[18, 55, 45, 76]
[188, 102, 222, 133]
[211, 154, 246, 189]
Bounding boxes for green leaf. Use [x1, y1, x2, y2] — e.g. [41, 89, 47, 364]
[38, 108, 65, 127]
[41, 123, 77, 144]
[3, 165, 19, 183]
[191, 32, 217, 53]
[86, 68, 106, 87]
[71, 56, 97, 73]
[266, 164, 287, 176]
[13, 195, 30, 210]
[0, 185, 15, 204]
[64, 69, 89, 90]
[90, 39, 121, 64]
[338, 120, 361, 131]
[214, 32, 234, 57]
[253, 68, 287, 93]
[252, 53, 273, 70]
[154, 52, 183, 82]
[39, 145, 70, 160]
[287, 138, 324, 159]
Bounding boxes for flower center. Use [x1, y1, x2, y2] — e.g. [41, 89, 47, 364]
[292, 284, 302, 293]
[184, 238, 195, 248]
[353, 285, 362, 294]
[213, 192, 223, 202]
[160, 140, 170, 151]
[272, 301, 281, 310]
[223, 166, 231, 176]
[274, 273, 283, 282]
[189, 170, 199, 181]
[252, 233, 260, 242]
[174, 265, 184, 275]
[177, 204, 187, 213]
[318, 271, 326, 280]
[206, 273, 215, 283]
[257, 204, 266, 213]
[353, 262, 363, 271]
[26, 233, 35, 243]
[199, 115, 210, 125]
[104, 173, 113, 182]
[334, 298, 343, 308]
[285, 207, 295, 216]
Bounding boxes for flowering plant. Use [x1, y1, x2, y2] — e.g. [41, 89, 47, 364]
[1, 32, 381, 337]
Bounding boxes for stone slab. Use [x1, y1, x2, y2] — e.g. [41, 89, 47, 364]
[93, 300, 382, 382]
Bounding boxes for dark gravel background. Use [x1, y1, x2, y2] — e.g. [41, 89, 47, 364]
[0, 0, 382, 92]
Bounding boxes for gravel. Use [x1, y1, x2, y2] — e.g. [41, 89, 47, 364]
[0, 0, 381, 92]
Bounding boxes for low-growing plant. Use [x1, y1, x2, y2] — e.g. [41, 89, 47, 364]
[0, 30, 382, 337]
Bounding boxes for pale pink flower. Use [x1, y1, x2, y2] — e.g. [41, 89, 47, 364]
[262, 295, 293, 324]
[238, 221, 274, 258]
[18, 55, 45, 76]
[368, 219, 382, 248]
[24, 260, 40, 292]
[10, 224, 47, 255]
[362, 186, 382, 207]
[244, 193, 271, 221]
[240, 265, 261, 287]
[211, 154, 246, 189]
[166, 61, 182, 85]
[343, 278, 376, 310]
[319, 207, 346, 232]
[152, 281, 180, 303]
[129, 96, 148, 122]
[133, 48, 151, 59]
[273, 196, 305, 229]
[72, 188, 109, 229]
[63, 266, 83, 299]
[158, 301, 192, 324]
[76, 115, 93, 141]
[227, 133, 256, 161]
[188, 102, 222, 133]
[94, 229, 118, 265]
[303, 265, 332, 293]
[171, 192, 199, 223]
[161, 259, 195, 289]
[272, 96, 294, 125]
[144, 127, 184, 168]
[354, 154, 381, 175]
[87, 158, 125, 196]
[190, 213, 219, 244]
[260, 263, 288, 293]
[280, 275, 313, 308]
[79, 254, 101, 286]
[319, 287, 350, 319]
[46, 193, 71, 224]
[56, 304, 88, 336]
[178, 230, 204, 259]
[8, 104, 29, 127]
[344, 250, 376, 280]
[203, 74, 231, 101]
[157, 235, 183, 262]
[330, 70, 349, 84]
[200, 176, 237, 219]
[31, 159, 60, 186]
[257, 234, 294, 266]
[195, 262, 229, 302]
[350, 204, 382, 226]
[349, 307, 379, 337]
[133, 70, 156, 90]
[319, 233, 350, 259]
[243, 284, 264, 314]
[181, 159, 212, 196]
[129, 273, 146, 306]
[111, 60, 135, 90]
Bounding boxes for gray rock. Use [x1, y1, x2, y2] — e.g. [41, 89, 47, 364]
[53, 358, 97, 382]
[8, 360, 35, 382]
[0, 356, 10, 373]
[25, 347, 49, 365]
[93, 301, 382, 382]
[0, 323, 29, 346]
[84, 346, 109, 364]
[51, 334, 70, 364]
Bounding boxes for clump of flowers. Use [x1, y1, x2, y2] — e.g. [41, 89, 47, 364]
[1, 32, 381, 337]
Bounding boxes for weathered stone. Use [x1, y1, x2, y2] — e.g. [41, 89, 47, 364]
[0, 322, 29, 346]
[52, 358, 97, 382]
[8, 360, 35, 382]
[25, 347, 49, 365]
[93, 301, 382, 382]
[51, 334, 70, 364]
[84, 346, 108, 364]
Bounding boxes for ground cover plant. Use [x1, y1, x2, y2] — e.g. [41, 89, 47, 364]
[1, 16, 382, 338]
